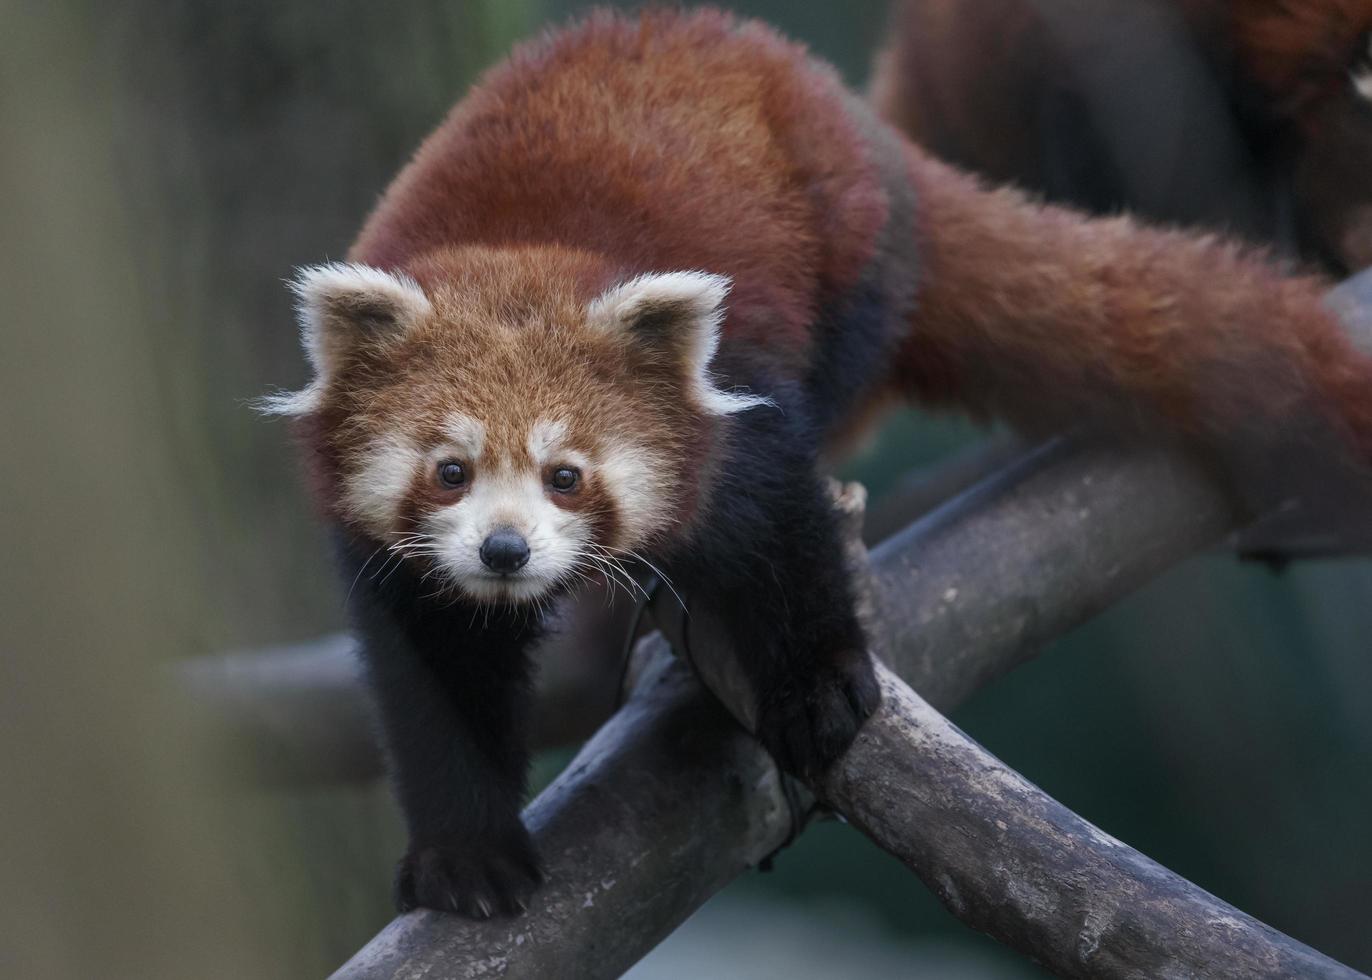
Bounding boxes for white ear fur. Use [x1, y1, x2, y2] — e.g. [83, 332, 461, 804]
[257, 262, 432, 416]
[587, 271, 773, 415]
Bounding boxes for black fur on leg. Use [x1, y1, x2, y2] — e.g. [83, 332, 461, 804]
[337, 531, 548, 917]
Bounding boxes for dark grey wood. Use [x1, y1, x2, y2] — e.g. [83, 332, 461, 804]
[828, 665, 1366, 980]
[871, 437, 1233, 712]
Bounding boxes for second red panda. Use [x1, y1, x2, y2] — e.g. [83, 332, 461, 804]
[266, 9, 1372, 919]
[870, 0, 1372, 272]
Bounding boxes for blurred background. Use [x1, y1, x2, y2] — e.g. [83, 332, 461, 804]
[2, 1, 1370, 977]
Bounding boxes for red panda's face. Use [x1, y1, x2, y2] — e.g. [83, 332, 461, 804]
[265, 248, 768, 605]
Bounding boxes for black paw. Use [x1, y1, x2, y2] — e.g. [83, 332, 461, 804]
[755, 652, 880, 782]
[393, 829, 544, 919]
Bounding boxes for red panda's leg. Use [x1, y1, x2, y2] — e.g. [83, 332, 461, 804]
[666, 405, 880, 780]
[894, 148, 1372, 507]
[339, 531, 544, 918]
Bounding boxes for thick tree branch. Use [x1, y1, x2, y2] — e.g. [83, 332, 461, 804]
[869, 437, 1233, 711]
[828, 663, 1364, 979]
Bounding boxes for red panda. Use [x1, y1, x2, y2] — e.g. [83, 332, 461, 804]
[870, 0, 1372, 272]
[265, 9, 1372, 918]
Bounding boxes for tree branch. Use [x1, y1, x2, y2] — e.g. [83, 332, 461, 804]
[828, 663, 1365, 979]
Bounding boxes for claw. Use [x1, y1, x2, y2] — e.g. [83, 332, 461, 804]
[756, 653, 880, 780]
[393, 836, 544, 919]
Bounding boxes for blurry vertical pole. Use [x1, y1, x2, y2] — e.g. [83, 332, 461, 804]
[0, 5, 281, 978]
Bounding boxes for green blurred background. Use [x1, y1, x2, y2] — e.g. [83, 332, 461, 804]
[2, 1, 1369, 976]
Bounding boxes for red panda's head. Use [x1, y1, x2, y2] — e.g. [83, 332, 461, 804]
[265, 245, 768, 604]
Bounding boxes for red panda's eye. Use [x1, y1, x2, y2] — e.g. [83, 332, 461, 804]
[549, 467, 579, 492]
[438, 461, 466, 488]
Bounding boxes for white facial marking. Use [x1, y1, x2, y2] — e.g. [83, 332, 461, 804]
[588, 271, 775, 416]
[598, 438, 672, 547]
[426, 463, 591, 602]
[444, 412, 486, 461]
[527, 418, 570, 464]
[343, 434, 424, 530]
[527, 417, 589, 471]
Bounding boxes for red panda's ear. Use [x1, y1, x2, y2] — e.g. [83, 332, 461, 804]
[259, 263, 432, 415]
[292, 262, 431, 375]
[586, 271, 772, 415]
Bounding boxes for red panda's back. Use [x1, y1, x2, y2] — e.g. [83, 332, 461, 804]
[349, 10, 891, 367]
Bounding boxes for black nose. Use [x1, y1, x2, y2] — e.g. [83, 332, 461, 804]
[480, 529, 530, 574]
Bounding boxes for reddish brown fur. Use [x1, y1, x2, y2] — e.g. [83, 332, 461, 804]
[350, 10, 887, 380]
[868, 0, 1059, 191]
[897, 148, 1372, 473]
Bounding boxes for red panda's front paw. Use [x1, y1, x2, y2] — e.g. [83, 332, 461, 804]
[755, 652, 881, 782]
[393, 832, 545, 919]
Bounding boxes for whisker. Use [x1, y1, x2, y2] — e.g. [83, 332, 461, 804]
[599, 544, 685, 613]
[587, 544, 654, 603]
[573, 554, 622, 604]
[344, 544, 385, 607]
[581, 549, 646, 603]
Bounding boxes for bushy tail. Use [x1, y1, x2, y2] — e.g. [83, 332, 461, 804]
[896, 147, 1372, 523]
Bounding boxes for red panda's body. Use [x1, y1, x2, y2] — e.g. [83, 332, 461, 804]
[871, 0, 1372, 272]
[272, 10, 1372, 918]
[349, 13, 910, 427]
